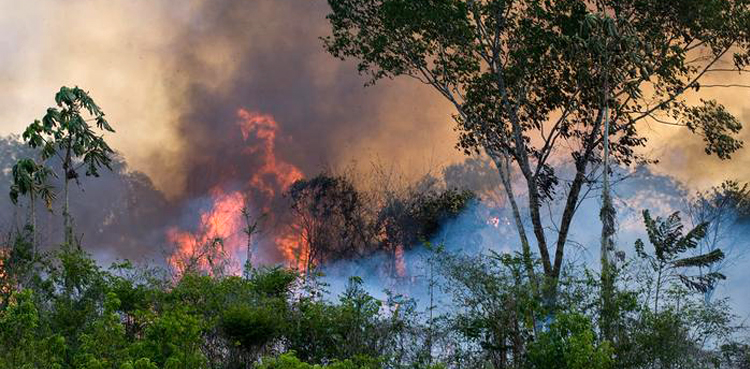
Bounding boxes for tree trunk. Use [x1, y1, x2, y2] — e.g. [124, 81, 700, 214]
[63, 173, 71, 245]
[600, 95, 617, 341]
[30, 192, 36, 259]
[550, 109, 606, 290]
[63, 141, 73, 246]
[490, 152, 539, 295]
[655, 268, 663, 314]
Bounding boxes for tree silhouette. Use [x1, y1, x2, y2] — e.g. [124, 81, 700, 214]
[21, 86, 115, 245]
[324, 0, 749, 306]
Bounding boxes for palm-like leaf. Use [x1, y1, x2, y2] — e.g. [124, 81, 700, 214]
[9, 158, 57, 210]
[677, 272, 726, 293]
[672, 249, 725, 269]
[636, 210, 727, 298]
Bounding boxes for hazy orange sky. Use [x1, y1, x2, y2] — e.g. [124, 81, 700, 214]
[0, 0, 748, 196]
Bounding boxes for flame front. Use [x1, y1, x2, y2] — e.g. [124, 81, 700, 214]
[0, 249, 8, 297]
[237, 110, 304, 199]
[167, 188, 245, 275]
[167, 109, 309, 276]
[394, 244, 406, 277]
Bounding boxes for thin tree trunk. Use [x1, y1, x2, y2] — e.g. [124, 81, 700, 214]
[63, 174, 70, 245]
[655, 268, 662, 314]
[63, 140, 73, 246]
[490, 152, 539, 295]
[30, 192, 36, 259]
[600, 87, 617, 341]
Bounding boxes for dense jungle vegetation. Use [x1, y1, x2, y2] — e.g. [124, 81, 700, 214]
[2, 201, 750, 368]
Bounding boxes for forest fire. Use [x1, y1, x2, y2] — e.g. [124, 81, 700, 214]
[4, 1, 750, 366]
[0, 249, 7, 296]
[394, 244, 406, 277]
[167, 109, 309, 275]
[167, 188, 245, 275]
[237, 110, 304, 199]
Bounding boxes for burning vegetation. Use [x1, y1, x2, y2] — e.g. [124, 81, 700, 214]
[167, 109, 307, 276]
[165, 107, 484, 280]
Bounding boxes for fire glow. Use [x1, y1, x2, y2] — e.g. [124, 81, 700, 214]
[167, 109, 309, 276]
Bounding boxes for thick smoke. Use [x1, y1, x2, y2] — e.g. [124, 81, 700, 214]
[162, 1, 466, 199]
[0, 136, 172, 263]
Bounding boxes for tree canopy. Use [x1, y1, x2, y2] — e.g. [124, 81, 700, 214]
[323, 0, 750, 300]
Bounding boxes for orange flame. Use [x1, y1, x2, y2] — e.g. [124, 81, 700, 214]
[167, 109, 308, 276]
[394, 244, 407, 277]
[167, 188, 245, 276]
[0, 249, 8, 296]
[236, 109, 308, 271]
[274, 226, 310, 271]
[237, 110, 304, 198]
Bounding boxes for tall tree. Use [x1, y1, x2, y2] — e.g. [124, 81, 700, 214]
[323, 0, 749, 303]
[9, 158, 56, 257]
[21, 86, 115, 245]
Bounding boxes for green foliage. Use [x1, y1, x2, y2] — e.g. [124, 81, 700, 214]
[684, 100, 744, 159]
[0, 229, 37, 302]
[721, 342, 750, 368]
[22, 86, 115, 178]
[0, 289, 41, 367]
[133, 308, 206, 369]
[74, 292, 130, 368]
[220, 303, 284, 349]
[440, 251, 538, 367]
[630, 310, 694, 368]
[20, 86, 116, 244]
[251, 266, 298, 297]
[258, 352, 381, 369]
[285, 277, 387, 363]
[527, 313, 613, 369]
[9, 158, 56, 209]
[635, 210, 726, 311]
[119, 358, 159, 369]
[0, 227, 747, 368]
[0, 290, 65, 368]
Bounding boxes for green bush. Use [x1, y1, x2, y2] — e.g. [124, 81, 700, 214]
[527, 313, 613, 369]
[220, 303, 285, 349]
[258, 352, 381, 369]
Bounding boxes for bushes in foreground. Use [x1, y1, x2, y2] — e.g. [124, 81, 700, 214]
[1, 226, 749, 369]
